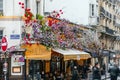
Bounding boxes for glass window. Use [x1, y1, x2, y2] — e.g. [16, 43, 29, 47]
[25, 0, 30, 8]
[0, 0, 3, 10]
[36, 1, 40, 14]
[0, 30, 3, 40]
[92, 4, 94, 16]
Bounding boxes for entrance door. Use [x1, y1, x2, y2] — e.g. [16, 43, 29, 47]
[29, 60, 44, 80]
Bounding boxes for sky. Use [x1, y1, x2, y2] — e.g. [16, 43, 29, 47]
[45, 0, 89, 25]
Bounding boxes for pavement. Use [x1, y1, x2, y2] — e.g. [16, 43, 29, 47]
[88, 72, 120, 80]
[101, 73, 120, 80]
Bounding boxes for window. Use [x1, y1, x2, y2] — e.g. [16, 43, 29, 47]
[89, 4, 95, 17]
[25, 0, 30, 8]
[92, 4, 94, 16]
[0, 30, 3, 48]
[36, 1, 40, 14]
[0, 30, 3, 40]
[0, 0, 3, 15]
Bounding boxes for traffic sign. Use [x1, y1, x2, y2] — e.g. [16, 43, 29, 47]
[1, 37, 8, 52]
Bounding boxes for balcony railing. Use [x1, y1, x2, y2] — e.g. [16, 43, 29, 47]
[105, 27, 114, 35]
[115, 22, 120, 27]
[100, 7, 113, 20]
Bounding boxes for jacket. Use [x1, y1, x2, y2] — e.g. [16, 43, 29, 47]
[92, 66, 101, 79]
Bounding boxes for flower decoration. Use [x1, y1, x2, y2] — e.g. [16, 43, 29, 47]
[19, 2, 34, 25]
[19, 2, 100, 51]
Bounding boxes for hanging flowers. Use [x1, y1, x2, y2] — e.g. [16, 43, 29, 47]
[48, 9, 63, 27]
[19, 2, 94, 50]
[19, 2, 34, 25]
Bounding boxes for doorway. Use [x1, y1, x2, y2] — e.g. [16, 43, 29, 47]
[28, 60, 44, 80]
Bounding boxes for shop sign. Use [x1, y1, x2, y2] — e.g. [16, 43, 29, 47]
[10, 34, 20, 39]
[13, 55, 25, 66]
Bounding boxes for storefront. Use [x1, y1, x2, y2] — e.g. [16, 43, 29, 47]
[8, 49, 26, 80]
[21, 43, 51, 80]
[51, 50, 64, 73]
[52, 48, 91, 73]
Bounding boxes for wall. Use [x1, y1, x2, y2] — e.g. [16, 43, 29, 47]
[0, 20, 22, 48]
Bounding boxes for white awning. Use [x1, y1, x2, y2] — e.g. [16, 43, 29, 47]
[53, 48, 91, 61]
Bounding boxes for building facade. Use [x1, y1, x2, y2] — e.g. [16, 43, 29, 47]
[89, 0, 120, 65]
[0, 0, 43, 80]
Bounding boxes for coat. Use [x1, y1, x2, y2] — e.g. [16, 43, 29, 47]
[108, 65, 119, 77]
[92, 66, 101, 80]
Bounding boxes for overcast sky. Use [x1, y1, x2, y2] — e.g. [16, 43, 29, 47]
[45, 0, 89, 25]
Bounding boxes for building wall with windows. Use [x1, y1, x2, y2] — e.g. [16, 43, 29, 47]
[89, 0, 99, 25]
[0, 0, 43, 80]
[0, 0, 43, 48]
[89, 0, 120, 53]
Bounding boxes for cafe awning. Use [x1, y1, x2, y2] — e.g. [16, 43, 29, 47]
[53, 48, 91, 61]
[21, 44, 51, 60]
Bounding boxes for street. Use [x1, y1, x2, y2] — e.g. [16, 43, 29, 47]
[101, 74, 120, 80]
[88, 73, 120, 80]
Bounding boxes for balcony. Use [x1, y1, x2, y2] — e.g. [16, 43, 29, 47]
[116, 36, 120, 40]
[100, 7, 112, 21]
[100, 7, 105, 15]
[115, 22, 120, 27]
[105, 27, 114, 34]
[98, 26, 115, 36]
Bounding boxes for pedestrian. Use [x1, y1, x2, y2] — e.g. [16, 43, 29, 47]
[101, 63, 106, 75]
[71, 66, 79, 80]
[108, 64, 120, 80]
[41, 71, 45, 80]
[36, 72, 41, 80]
[92, 62, 101, 80]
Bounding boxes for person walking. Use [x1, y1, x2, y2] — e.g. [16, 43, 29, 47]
[108, 64, 120, 80]
[92, 62, 101, 80]
[36, 72, 41, 80]
[71, 66, 79, 80]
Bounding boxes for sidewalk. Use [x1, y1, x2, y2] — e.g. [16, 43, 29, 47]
[87, 72, 110, 80]
[101, 73, 110, 80]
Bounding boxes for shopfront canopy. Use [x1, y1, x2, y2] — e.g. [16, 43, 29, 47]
[53, 48, 91, 61]
[21, 44, 51, 60]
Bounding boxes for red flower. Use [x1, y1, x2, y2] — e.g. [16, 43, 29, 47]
[61, 12, 63, 14]
[19, 2, 21, 5]
[48, 20, 53, 26]
[22, 6, 24, 9]
[53, 10, 56, 13]
[59, 10, 62, 12]
[22, 3, 24, 5]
